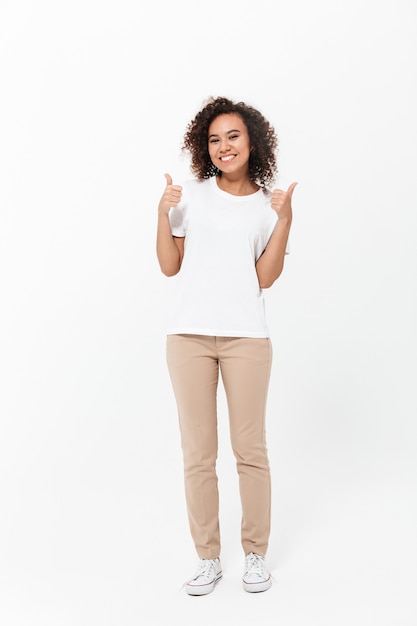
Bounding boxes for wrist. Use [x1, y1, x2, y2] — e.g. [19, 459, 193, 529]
[277, 215, 292, 227]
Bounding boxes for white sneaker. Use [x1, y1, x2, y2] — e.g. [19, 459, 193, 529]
[242, 553, 272, 593]
[184, 558, 222, 595]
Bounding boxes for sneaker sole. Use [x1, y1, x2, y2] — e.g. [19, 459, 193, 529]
[186, 573, 223, 596]
[242, 577, 272, 593]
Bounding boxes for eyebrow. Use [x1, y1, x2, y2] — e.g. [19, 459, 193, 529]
[208, 129, 242, 139]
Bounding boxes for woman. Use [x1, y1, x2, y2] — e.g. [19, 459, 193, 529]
[156, 96, 296, 595]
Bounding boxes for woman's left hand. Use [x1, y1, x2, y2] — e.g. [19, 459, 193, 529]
[271, 182, 298, 220]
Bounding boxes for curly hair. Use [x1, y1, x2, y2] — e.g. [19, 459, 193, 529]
[182, 96, 278, 192]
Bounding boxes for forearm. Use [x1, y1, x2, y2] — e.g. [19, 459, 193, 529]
[156, 213, 182, 276]
[255, 217, 292, 288]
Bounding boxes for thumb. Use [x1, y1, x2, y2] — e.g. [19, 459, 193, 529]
[287, 181, 298, 198]
[164, 172, 173, 186]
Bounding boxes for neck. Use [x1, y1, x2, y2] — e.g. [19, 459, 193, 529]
[216, 175, 259, 196]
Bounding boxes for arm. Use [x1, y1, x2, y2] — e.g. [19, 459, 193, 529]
[156, 173, 185, 276]
[255, 182, 297, 288]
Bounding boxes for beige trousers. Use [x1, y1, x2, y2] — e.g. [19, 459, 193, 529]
[166, 334, 273, 559]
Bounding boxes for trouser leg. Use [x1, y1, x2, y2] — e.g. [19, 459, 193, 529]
[166, 334, 220, 559]
[218, 337, 273, 556]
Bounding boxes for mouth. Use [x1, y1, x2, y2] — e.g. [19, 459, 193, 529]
[219, 154, 236, 163]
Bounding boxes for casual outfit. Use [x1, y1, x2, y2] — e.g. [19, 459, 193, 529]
[165, 176, 286, 592]
[166, 176, 280, 337]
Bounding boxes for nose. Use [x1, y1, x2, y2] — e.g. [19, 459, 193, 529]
[219, 139, 231, 152]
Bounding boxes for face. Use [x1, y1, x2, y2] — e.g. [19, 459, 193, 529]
[208, 113, 251, 176]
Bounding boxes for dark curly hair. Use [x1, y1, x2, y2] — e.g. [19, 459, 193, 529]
[182, 96, 278, 193]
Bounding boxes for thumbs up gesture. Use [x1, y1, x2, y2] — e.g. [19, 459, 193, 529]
[158, 173, 183, 216]
[271, 182, 297, 221]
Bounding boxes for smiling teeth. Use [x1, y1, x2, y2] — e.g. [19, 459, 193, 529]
[220, 155, 235, 162]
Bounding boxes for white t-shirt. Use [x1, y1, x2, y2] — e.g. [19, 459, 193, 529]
[166, 176, 286, 338]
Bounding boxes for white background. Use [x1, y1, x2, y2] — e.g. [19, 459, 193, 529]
[1, 1, 416, 624]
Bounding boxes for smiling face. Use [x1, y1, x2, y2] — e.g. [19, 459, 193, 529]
[207, 113, 252, 178]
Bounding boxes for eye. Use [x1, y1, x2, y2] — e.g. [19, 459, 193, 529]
[209, 138, 219, 144]
[229, 134, 239, 140]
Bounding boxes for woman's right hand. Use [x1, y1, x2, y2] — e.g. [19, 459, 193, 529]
[158, 173, 182, 215]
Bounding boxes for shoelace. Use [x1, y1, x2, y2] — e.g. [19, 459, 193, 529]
[191, 559, 217, 580]
[181, 559, 218, 589]
[245, 553, 276, 583]
[245, 553, 267, 577]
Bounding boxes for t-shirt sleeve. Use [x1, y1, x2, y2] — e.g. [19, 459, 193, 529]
[168, 181, 188, 237]
[263, 211, 291, 257]
[168, 203, 186, 237]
